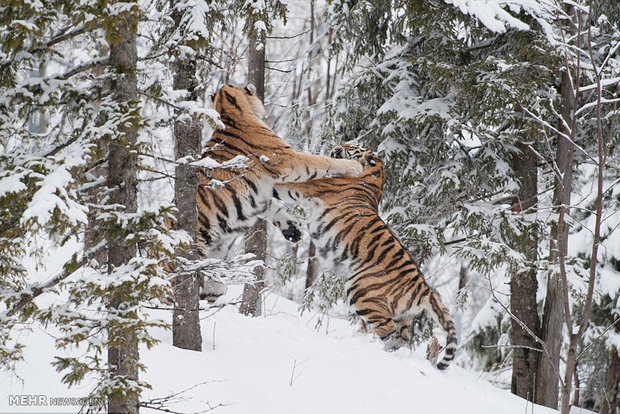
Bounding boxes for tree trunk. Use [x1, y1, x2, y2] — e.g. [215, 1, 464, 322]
[510, 140, 541, 402]
[106, 9, 139, 414]
[536, 68, 576, 410]
[240, 220, 267, 316]
[240, 30, 267, 317]
[171, 1, 203, 352]
[305, 241, 317, 290]
[601, 346, 619, 414]
[510, 143, 540, 401]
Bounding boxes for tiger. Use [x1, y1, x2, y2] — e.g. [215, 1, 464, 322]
[197, 84, 363, 256]
[190, 85, 363, 300]
[272, 144, 458, 370]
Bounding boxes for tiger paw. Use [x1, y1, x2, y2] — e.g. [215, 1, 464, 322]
[273, 219, 303, 243]
[281, 220, 302, 243]
[382, 334, 406, 352]
[334, 159, 363, 177]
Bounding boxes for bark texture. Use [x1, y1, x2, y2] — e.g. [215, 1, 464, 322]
[171, 2, 203, 351]
[240, 31, 267, 317]
[106, 9, 140, 414]
[536, 68, 576, 411]
[510, 140, 541, 401]
[601, 346, 619, 414]
[305, 241, 317, 290]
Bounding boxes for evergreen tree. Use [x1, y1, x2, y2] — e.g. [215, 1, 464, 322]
[323, 0, 619, 407]
[0, 1, 187, 409]
[166, 0, 216, 352]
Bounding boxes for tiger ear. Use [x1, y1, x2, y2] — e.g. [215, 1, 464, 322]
[245, 84, 256, 96]
[367, 155, 377, 166]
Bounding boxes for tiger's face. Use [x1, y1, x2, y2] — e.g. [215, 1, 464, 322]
[212, 84, 265, 120]
[331, 143, 381, 169]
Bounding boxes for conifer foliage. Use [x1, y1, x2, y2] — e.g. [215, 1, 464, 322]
[323, 0, 619, 411]
[1, 1, 618, 412]
[0, 0, 190, 410]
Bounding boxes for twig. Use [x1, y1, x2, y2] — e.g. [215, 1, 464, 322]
[199, 300, 243, 320]
[212, 321, 216, 351]
[266, 29, 311, 40]
[289, 358, 297, 387]
[142, 305, 207, 311]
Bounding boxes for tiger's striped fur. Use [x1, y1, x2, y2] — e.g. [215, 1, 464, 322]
[197, 85, 363, 256]
[273, 144, 457, 370]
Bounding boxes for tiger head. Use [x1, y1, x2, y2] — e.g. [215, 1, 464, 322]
[212, 84, 265, 120]
[331, 143, 383, 171]
[331, 143, 385, 201]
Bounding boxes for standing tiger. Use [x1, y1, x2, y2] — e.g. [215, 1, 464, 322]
[197, 84, 363, 257]
[273, 144, 457, 370]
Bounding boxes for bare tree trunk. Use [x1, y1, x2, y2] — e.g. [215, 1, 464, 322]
[240, 30, 266, 317]
[170, 1, 203, 352]
[601, 346, 619, 414]
[536, 67, 575, 411]
[107, 9, 139, 413]
[572, 361, 580, 407]
[303, 0, 316, 147]
[240, 221, 267, 316]
[457, 262, 467, 292]
[559, 8, 607, 411]
[510, 140, 541, 402]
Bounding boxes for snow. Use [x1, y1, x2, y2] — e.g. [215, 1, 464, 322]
[444, 0, 529, 33]
[0, 170, 27, 197]
[1, 285, 561, 414]
[21, 164, 88, 227]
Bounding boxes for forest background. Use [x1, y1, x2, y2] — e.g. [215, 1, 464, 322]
[0, 0, 619, 413]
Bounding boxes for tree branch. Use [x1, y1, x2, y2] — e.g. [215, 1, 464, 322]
[6, 244, 106, 317]
[45, 24, 94, 50]
[57, 58, 109, 81]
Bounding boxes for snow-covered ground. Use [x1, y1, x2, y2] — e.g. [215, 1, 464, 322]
[1, 282, 564, 414]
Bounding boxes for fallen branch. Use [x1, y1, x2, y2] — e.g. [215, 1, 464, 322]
[139, 381, 224, 414]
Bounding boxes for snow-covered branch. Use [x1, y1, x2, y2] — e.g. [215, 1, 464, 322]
[5, 244, 106, 318]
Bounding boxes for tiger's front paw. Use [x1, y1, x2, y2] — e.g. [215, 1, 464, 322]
[273, 219, 303, 243]
[335, 159, 363, 177]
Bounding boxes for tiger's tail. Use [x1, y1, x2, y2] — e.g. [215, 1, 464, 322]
[425, 291, 458, 370]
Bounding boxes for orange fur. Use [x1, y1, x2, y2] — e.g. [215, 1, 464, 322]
[273, 144, 457, 370]
[196, 85, 362, 254]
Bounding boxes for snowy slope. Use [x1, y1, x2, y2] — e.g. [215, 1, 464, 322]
[1, 285, 561, 414]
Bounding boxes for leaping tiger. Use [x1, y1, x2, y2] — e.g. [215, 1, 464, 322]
[272, 144, 458, 370]
[197, 84, 363, 257]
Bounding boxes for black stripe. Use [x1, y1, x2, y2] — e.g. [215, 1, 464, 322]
[224, 91, 242, 111]
[231, 192, 245, 220]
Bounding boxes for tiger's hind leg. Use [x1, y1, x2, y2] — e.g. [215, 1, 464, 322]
[380, 318, 412, 351]
[382, 331, 407, 351]
[353, 301, 404, 351]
